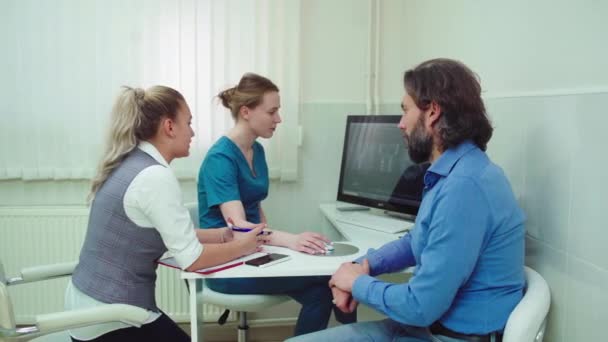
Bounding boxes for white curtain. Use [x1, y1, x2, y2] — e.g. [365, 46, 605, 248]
[0, 0, 300, 182]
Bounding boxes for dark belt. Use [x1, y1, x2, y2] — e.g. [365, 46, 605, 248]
[429, 322, 503, 342]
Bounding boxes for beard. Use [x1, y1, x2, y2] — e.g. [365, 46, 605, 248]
[405, 115, 433, 164]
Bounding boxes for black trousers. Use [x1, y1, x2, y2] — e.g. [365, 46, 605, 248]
[71, 311, 189, 342]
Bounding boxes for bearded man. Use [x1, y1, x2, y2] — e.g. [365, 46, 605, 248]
[289, 58, 525, 342]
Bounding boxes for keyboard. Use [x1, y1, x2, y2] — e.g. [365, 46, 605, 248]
[334, 211, 414, 234]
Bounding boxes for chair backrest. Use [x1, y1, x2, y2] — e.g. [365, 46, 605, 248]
[0, 261, 17, 332]
[503, 266, 551, 342]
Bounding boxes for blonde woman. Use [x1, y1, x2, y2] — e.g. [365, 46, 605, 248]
[197, 73, 357, 336]
[66, 86, 265, 341]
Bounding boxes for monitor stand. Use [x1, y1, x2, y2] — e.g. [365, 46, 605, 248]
[335, 202, 371, 212]
[383, 210, 416, 223]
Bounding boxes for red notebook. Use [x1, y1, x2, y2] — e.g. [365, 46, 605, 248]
[158, 252, 267, 275]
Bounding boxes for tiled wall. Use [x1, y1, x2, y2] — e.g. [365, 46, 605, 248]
[264, 95, 608, 340]
[488, 92, 608, 341]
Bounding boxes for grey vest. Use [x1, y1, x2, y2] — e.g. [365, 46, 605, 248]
[72, 149, 168, 311]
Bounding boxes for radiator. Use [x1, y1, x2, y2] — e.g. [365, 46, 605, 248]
[0, 206, 229, 323]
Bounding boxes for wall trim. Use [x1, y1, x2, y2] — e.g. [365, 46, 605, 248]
[482, 87, 608, 99]
[0, 206, 89, 216]
[0, 171, 197, 182]
[308, 87, 608, 106]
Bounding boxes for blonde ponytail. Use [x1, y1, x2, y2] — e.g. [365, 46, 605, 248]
[88, 87, 142, 202]
[88, 85, 185, 203]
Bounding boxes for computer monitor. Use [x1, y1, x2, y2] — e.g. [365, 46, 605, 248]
[336, 115, 429, 216]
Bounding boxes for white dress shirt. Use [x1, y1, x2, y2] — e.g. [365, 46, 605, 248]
[65, 142, 203, 340]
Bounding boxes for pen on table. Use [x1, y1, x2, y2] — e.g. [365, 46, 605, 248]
[232, 226, 273, 236]
[227, 218, 272, 236]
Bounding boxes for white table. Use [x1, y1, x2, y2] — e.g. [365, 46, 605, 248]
[180, 203, 404, 341]
[319, 203, 405, 246]
[181, 242, 372, 341]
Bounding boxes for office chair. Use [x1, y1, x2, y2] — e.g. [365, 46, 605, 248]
[0, 259, 149, 342]
[503, 266, 551, 342]
[186, 202, 291, 342]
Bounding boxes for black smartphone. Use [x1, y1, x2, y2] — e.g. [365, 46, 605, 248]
[245, 253, 291, 267]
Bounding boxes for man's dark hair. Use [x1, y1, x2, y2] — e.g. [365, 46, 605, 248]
[403, 58, 493, 151]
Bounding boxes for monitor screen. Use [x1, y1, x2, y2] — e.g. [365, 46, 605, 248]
[337, 115, 429, 216]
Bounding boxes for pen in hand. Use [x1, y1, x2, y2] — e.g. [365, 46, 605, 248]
[227, 218, 272, 236]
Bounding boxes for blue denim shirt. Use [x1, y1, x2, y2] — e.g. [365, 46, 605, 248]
[352, 140, 525, 334]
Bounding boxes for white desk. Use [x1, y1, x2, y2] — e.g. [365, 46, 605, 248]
[180, 203, 404, 342]
[319, 203, 404, 246]
[181, 243, 372, 341]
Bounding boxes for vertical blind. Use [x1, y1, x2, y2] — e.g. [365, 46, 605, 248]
[0, 0, 301, 182]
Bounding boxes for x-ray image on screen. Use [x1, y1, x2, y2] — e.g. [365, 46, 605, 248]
[342, 122, 411, 199]
[338, 116, 427, 214]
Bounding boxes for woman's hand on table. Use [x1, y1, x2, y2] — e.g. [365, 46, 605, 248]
[290, 231, 331, 255]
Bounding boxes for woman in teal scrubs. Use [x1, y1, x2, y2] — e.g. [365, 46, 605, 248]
[197, 73, 356, 336]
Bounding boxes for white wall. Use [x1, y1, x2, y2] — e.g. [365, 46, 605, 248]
[300, 0, 370, 103]
[375, 0, 608, 100]
[297, 0, 608, 103]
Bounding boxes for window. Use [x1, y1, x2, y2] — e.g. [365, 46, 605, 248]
[0, 0, 301, 182]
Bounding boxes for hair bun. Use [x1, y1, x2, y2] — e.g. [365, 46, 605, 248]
[219, 87, 237, 109]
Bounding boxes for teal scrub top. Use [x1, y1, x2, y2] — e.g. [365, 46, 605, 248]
[197, 136, 269, 228]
